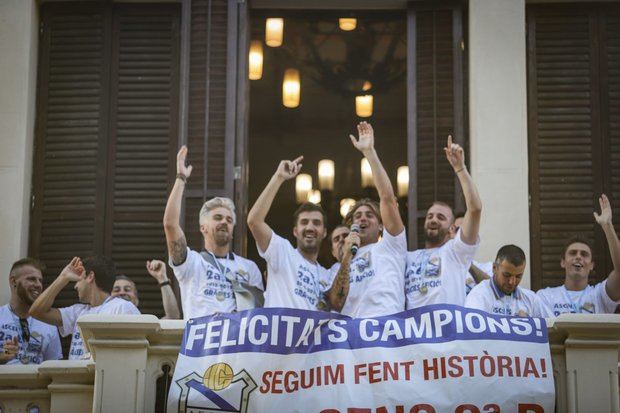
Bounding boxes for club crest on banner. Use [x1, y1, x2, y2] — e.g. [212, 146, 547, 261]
[175, 362, 257, 413]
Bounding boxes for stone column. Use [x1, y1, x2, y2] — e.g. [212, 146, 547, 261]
[39, 360, 95, 413]
[78, 314, 161, 413]
[555, 314, 620, 413]
[0, 0, 38, 304]
[468, 0, 531, 286]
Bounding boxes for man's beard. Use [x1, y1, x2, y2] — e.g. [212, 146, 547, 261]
[299, 241, 319, 255]
[212, 227, 232, 247]
[298, 230, 320, 254]
[425, 226, 449, 245]
[16, 284, 37, 306]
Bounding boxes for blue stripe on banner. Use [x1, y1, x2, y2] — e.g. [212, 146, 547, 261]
[186, 379, 237, 411]
[180, 304, 548, 358]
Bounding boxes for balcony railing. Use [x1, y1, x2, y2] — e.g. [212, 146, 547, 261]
[0, 314, 618, 413]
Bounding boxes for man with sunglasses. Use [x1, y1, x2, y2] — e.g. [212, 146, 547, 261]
[0, 258, 62, 364]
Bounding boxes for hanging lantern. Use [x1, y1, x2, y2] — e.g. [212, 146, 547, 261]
[339, 18, 357, 31]
[397, 166, 409, 198]
[356, 95, 373, 117]
[340, 198, 356, 218]
[361, 158, 374, 188]
[318, 159, 335, 190]
[295, 174, 312, 203]
[308, 189, 321, 205]
[282, 69, 301, 108]
[265, 18, 284, 47]
[248, 41, 263, 80]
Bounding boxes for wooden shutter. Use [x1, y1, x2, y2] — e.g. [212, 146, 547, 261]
[407, 3, 465, 248]
[105, 4, 180, 316]
[528, 4, 619, 289]
[31, 4, 111, 307]
[31, 3, 181, 315]
[601, 6, 620, 238]
[185, 0, 242, 251]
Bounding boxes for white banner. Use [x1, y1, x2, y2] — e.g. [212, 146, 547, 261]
[168, 304, 555, 413]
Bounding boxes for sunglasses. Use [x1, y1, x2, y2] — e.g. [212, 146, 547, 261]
[19, 318, 30, 342]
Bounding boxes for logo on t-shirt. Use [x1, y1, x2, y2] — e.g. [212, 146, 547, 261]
[351, 252, 375, 284]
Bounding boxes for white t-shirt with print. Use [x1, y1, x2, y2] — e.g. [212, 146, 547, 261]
[0, 304, 62, 364]
[59, 296, 140, 360]
[405, 230, 479, 309]
[465, 260, 493, 295]
[340, 229, 407, 318]
[170, 248, 264, 320]
[536, 280, 620, 316]
[259, 233, 331, 311]
[465, 279, 552, 317]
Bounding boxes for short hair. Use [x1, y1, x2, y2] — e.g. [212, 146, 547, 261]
[115, 275, 139, 300]
[427, 201, 455, 223]
[330, 224, 350, 242]
[82, 256, 117, 293]
[293, 202, 327, 227]
[561, 235, 593, 259]
[344, 198, 381, 226]
[199, 197, 236, 225]
[10, 258, 45, 278]
[494, 245, 526, 267]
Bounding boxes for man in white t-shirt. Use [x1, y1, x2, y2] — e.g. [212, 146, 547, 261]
[328, 225, 351, 279]
[334, 122, 407, 318]
[30, 256, 140, 360]
[453, 216, 491, 294]
[1, 258, 62, 365]
[537, 194, 620, 315]
[247, 156, 337, 311]
[164, 146, 264, 320]
[405, 136, 482, 309]
[465, 245, 551, 317]
[112, 262, 181, 319]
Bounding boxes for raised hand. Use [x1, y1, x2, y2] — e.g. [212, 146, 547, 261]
[444, 135, 465, 172]
[176, 145, 193, 178]
[275, 156, 303, 181]
[146, 260, 168, 283]
[593, 194, 613, 226]
[60, 257, 85, 282]
[349, 121, 375, 154]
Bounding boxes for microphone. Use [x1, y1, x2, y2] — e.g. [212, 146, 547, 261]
[350, 224, 360, 257]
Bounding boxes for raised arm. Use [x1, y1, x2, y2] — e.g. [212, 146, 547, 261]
[594, 194, 620, 301]
[349, 122, 404, 236]
[164, 146, 193, 265]
[29, 257, 84, 327]
[247, 156, 303, 252]
[147, 260, 181, 319]
[327, 231, 360, 311]
[445, 135, 482, 245]
[469, 262, 491, 284]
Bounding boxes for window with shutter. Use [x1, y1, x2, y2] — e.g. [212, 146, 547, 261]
[408, 3, 466, 248]
[31, 3, 181, 317]
[527, 4, 619, 290]
[185, 0, 240, 252]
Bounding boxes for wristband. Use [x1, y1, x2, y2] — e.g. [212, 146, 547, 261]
[455, 167, 466, 174]
[176, 173, 187, 183]
[158, 280, 171, 288]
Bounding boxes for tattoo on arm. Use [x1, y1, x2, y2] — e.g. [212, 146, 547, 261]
[169, 236, 188, 266]
[330, 265, 350, 308]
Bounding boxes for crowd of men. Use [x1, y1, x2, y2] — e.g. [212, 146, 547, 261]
[2, 121, 619, 364]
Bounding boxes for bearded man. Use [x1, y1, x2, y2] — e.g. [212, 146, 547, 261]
[405, 135, 483, 309]
[164, 146, 263, 319]
[0, 258, 62, 364]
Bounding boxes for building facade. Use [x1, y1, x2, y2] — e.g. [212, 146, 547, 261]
[0, 0, 617, 314]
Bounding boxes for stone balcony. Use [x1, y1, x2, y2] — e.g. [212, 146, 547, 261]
[0, 314, 619, 413]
